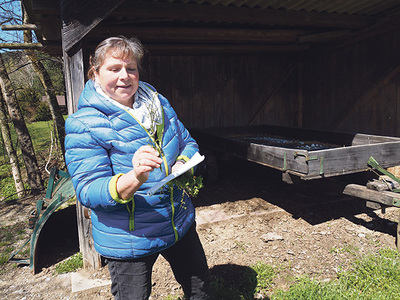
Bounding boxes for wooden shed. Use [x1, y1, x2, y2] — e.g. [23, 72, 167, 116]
[20, 0, 400, 268]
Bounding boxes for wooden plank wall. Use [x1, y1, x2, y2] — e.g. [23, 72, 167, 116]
[142, 54, 298, 130]
[301, 29, 400, 137]
[142, 27, 400, 137]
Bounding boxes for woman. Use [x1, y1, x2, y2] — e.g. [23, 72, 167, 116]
[65, 36, 212, 300]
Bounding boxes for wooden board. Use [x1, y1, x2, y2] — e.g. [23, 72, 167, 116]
[191, 125, 400, 179]
[343, 184, 400, 207]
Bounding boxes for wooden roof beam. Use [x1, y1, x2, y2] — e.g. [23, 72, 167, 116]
[60, 0, 126, 52]
[91, 26, 311, 44]
[117, 0, 372, 29]
[139, 43, 310, 54]
[0, 43, 43, 50]
[299, 30, 352, 44]
[1, 24, 39, 31]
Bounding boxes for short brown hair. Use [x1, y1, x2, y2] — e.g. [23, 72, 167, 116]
[87, 36, 144, 80]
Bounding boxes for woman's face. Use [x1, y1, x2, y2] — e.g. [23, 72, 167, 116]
[95, 55, 139, 107]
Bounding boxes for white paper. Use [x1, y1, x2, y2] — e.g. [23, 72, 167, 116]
[146, 152, 205, 196]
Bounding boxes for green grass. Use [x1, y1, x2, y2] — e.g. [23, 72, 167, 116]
[0, 223, 29, 267]
[27, 120, 60, 152]
[0, 119, 64, 201]
[175, 247, 400, 300]
[253, 261, 276, 295]
[55, 252, 83, 274]
[329, 244, 359, 255]
[271, 248, 400, 300]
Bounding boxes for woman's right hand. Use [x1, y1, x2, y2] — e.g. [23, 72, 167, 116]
[115, 145, 162, 200]
[131, 145, 162, 183]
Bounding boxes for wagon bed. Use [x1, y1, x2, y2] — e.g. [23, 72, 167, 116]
[190, 125, 400, 180]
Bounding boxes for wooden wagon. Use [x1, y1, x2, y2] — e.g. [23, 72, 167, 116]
[191, 124, 400, 249]
[191, 125, 400, 180]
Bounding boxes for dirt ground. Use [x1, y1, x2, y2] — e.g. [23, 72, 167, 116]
[0, 156, 399, 299]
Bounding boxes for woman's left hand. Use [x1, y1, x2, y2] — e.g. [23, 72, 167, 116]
[171, 160, 185, 173]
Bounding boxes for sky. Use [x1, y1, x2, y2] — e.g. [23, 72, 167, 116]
[0, 0, 23, 49]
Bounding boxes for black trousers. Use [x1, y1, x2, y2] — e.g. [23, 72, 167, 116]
[106, 223, 213, 300]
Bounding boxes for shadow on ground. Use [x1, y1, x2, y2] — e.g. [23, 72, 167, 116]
[209, 263, 266, 300]
[195, 155, 396, 237]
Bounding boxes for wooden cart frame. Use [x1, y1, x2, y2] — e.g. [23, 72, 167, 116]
[191, 125, 400, 180]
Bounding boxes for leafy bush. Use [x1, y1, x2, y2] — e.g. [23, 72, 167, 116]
[18, 87, 41, 121]
[34, 102, 51, 121]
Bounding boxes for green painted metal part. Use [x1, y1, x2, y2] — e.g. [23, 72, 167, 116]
[367, 156, 400, 207]
[368, 156, 400, 185]
[392, 198, 400, 207]
[8, 168, 76, 273]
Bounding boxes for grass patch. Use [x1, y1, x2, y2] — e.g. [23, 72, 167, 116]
[0, 253, 9, 265]
[55, 252, 83, 274]
[271, 248, 400, 300]
[0, 119, 65, 201]
[0, 223, 30, 266]
[330, 244, 359, 255]
[252, 261, 276, 295]
[182, 248, 400, 299]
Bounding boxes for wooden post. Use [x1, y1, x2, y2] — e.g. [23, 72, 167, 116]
[63, 41, 101, 269]
[59, 0, 125, 270]
[63, 43, 84, 114]
[398, 212, 400, 252]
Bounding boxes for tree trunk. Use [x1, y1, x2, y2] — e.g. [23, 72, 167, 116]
[22, 7, 66, 157]
[0, 92, 25, 197]
[0, 53, 43, 194]
[26, 51, 66, 156]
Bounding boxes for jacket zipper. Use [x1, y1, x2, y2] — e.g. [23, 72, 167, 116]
[169, 186, 179, 242]
[124, 103, 178, 240]
[126, 202, 135, 231]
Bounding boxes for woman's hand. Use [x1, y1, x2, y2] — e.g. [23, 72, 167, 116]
[171, 160, 185, 173]
[132, 145, 162, 183]
[116, 145, 162, 200]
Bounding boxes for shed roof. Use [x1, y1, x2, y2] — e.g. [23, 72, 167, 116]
[22, 0, 400, 55]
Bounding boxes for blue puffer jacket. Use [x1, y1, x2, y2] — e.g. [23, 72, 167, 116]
[65, 80, 198, 259]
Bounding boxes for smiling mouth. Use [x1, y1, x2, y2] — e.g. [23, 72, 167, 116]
[118, 85, 132, 89]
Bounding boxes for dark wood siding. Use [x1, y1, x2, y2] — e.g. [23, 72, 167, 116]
[302, 30, 400, 136]
[142, 28, 400, 137]
[143, 54, 298, 129]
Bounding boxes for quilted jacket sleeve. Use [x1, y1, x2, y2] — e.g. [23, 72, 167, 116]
[65, 113, 123, 211]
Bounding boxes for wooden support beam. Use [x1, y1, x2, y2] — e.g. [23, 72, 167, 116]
[1, 24, 39, 31]
[141, 44, 310, 55]
[0, 43, 43, 49]
[117, 0, 371, 29]
[91, 26, 310, 44]
[63, 44, 84, 114]
[343, 184, 400, 207]
[63, 41, 101, 270]
[299, 30, 351, 43]
[61, 0, 125, 52]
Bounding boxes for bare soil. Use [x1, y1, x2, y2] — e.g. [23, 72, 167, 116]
[0, 157, 398, 299]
